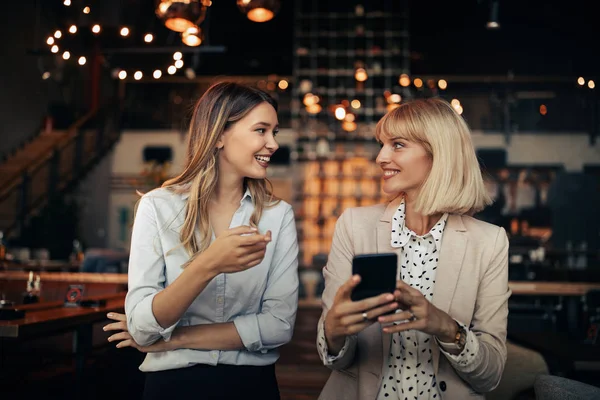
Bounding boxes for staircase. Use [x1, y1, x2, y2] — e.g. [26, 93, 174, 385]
[0, 103, 122, 239]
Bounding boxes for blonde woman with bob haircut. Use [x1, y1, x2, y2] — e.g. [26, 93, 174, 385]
[103, 82, 299, 400]
[317, 98, 510, 400]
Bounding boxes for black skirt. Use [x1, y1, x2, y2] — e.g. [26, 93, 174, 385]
[143, 363, 280, 400]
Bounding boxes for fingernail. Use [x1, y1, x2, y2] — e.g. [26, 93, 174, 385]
[386, 294, 394, 301]
[250, 227, 258, 231]
[108, 336, 112, 341]
[102, 326, 107, 331]
[107, 313, 113, 317]
[115, 343, 120, 348]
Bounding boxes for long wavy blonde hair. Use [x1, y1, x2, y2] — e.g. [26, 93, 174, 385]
[162, 81, 279, 259]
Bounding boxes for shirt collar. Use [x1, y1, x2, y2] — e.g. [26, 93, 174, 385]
[390, 198, 448, 248]
[177, 185, 253, 205]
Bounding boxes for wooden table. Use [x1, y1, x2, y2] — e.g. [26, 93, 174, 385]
[0, 293, 126, 389]
[509, 281, 600, 296]
[2, 260, 82, 272]
[0, 270, 128, 284]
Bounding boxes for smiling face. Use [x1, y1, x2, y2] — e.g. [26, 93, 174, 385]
[217, 101, 280, 180]
[376, 134, 433, 198]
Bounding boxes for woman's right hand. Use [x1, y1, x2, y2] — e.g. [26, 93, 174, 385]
[323, 275, 398, 354]
[197, 226, 272, 275]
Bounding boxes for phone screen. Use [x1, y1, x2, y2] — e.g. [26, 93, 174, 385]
[351, 253, 398, 301]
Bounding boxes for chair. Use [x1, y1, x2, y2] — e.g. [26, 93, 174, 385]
[486, 341, 549, 400]
[534, 375, 600, 399]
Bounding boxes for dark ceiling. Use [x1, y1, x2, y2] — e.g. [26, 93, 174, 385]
[20, 0, 600, 77]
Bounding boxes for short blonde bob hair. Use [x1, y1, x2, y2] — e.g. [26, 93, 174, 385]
[375, 98, 492, 216]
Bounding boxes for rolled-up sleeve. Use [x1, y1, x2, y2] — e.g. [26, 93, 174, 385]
[124, 196, 179, 346]
[233, 206, 299, 352]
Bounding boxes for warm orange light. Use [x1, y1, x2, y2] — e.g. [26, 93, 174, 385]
[92, 24, 101, 34]
[306, 104, 322, 114]
[342, 121, 357, 132]
[577, 77, 585, 86]
[414, 78, 423, 88]
[351, 99, 361, 109]
[589, 80, 596, 89]
[144, 33, 154, 43]
[438, 79, 448, 90]
[278, 80, 288, 90]
[120, 27, 129, 36]
[399, 74, 410, 87]
[355, 68, 368, 82]
[182, 26, 202, 47]
[539, 104, 547, 115]
[247, 8, 274, 22]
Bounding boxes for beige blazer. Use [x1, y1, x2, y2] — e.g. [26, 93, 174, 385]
[317, 197, 510, 400]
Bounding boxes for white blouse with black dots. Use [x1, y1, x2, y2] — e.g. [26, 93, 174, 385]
[377, 199, 479, 400]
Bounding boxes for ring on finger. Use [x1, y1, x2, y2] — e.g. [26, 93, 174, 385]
[362, 312, 368, 322]
[408, 310, 417, 321]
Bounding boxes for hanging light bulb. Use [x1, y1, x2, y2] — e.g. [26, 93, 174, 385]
[144, 33, 154, 43]
[237, 0, 280, 23]
[92, 24, 101, 34]
[78, 56, 86, 65]
[118, 70, 127, 80]
[167, 65, 177, 75]
[156, 0, 209, 33]
[182, 25, 203, 46]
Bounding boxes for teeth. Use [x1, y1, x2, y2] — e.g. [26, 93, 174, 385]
[384, 170, 399, 176]
[255, 155, 270, 162]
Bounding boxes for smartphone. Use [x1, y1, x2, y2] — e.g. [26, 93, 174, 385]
[351, 253, 398, 302]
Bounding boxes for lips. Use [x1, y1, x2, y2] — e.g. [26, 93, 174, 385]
[383, 169, 400, 180]
[254, 155, 271, 168]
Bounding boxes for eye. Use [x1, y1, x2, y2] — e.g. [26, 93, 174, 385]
[256, 128, 266, 134]
[273, 129, 279, 137]
[394, 142, 404, 149]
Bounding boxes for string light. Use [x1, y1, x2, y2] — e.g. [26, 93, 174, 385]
[92, 24, 101, 34]
[278, 80, 288, 90]
[42, 72, 51, 80]
[69, 25, 77, 34]
[167, 65, 177, 75]
[134, 71, 143, 80]
[175, 59, 184, 69]
[62, 51, 71, 60]
[78, 56, 86, 65]
[577, 77, 585, 86]
[51, 45, 59, 53]
[173, 52, 183, 61]
[47, 37, 55, 45]
[589, 80, 596, 89]
[120, 27, 130, 37]
[118, 70, 127, 80]
[144, 33, 154, 43]
[83, 6, 91, 14]
[438, 79, 448, 90]
[153, 70, 162, 79]
[54, 30, 62, 38]
[63, 0, 71, 6]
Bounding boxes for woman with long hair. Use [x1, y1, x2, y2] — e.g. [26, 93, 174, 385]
[104, 81, 299, 400]
[317, 98, 510, 399]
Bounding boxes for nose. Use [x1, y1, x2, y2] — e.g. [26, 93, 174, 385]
[376, 145, 391, 166]
[266, 132, 279, 152]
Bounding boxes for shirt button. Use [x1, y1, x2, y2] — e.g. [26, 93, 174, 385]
[439, 381, 447, 392]
[211, 351, 218, 359]
[217, 296, 224, 304]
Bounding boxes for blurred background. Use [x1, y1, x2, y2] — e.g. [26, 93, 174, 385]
[0, 1, 599, 399]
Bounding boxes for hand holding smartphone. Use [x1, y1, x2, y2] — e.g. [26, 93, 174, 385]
[351, 253, 398, 302]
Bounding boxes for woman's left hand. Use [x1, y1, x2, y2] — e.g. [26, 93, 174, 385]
[377, 280, 457, 342]
[103, 312, 171, 353]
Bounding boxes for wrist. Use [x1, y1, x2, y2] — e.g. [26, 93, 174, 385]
[189, 250, 219, 280]
[437, 315, 459, 343]
[324, 320, 345, 355]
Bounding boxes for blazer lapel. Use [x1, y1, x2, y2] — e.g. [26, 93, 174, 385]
[376, 196, 403, 376]
[431, 214, 468, 374]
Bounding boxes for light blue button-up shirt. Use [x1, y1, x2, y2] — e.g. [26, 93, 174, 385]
[124, 187, 299, 372]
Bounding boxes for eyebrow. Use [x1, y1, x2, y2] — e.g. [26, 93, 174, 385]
[253, 121, 279, 129]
